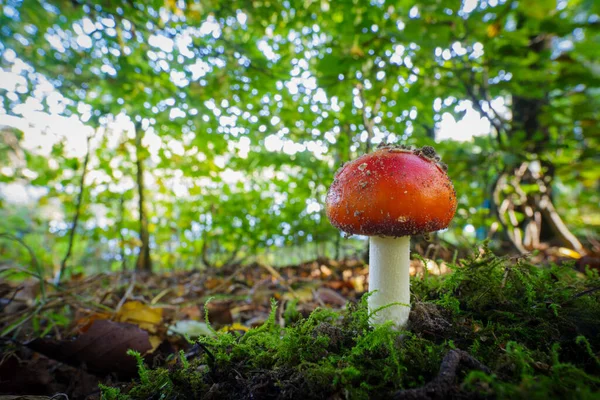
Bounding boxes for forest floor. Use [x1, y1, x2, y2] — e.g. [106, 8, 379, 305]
[1, 245, 600, 399]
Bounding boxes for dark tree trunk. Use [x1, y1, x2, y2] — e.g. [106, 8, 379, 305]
[134, 123, 152, 272]
[502, 31, 584, 253]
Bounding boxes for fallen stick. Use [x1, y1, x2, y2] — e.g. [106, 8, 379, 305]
[393, 349, 491, 400]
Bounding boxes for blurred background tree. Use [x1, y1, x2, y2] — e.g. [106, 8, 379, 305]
[0, 0, 598, 280]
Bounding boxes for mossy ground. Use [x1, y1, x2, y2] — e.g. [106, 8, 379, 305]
[102, 246, 600, 399]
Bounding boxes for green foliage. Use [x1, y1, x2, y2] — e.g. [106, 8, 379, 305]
[99, 384, 128, 400]
[126, 350, 150, 386]
[1, 0, 598, 273]
[103, 250, 600, 399]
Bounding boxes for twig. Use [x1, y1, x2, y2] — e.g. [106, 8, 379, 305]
[562, 287, 600, 305]
[185, 342, 216, 367]
[115, 272, 136, 313]
[0, 285, 23, 313]
[500, 267, 511, 289]
[393, 349, 491, 400]
[0, 303, 44, 337]
[574, 287, 600, 298]
[211, 263, 252, 293]
[0, 233, 46, 300]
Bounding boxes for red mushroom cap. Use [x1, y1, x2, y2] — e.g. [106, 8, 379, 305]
[326, 145, 457, 237]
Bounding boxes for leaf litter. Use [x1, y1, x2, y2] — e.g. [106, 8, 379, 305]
[1, 247, 599, 399]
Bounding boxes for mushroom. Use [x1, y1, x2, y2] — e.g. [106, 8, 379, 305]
[325, 144, 457, 328]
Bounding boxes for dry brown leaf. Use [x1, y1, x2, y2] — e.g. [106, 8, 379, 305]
[204, 278, 223, 290]
[178, 304, 202, 320]
[204, 301, 233, 326]
[27, 319, 152, 377]
[74, 311, 112, 333]
[314, 287, 347, 307]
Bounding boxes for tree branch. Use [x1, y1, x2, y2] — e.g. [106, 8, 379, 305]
[357, 79, 387, 153]
[464, 72, 506, 140]
[357, 83, 374, 153]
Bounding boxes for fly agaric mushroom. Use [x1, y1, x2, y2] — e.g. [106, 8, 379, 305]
[326, 144, 456, 328]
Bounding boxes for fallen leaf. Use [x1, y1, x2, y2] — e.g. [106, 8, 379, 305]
[220, 322, 250, 333]
[320, 265, 333, 277]
[314, 287, 347, 307]
[557, 247, 581, 259]
[168, 320, 215, 337]
[0, 356, 54, 395]
[204, 277, 223, 290]
[350, 275, 366, 293]
[148, 335, 163, 352]
[74, 311, 112, 333]
[229, 304, 254, 320]
[178, 304, 202, 320]
[203, 301, 233, 326]
[27, 319, 152, 377]
[116, 300, 163, 333]
[577, 255, 600, 272]
[283, 286, 314, 302]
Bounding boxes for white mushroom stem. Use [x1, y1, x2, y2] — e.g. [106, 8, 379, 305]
[367, 235, 411, 329]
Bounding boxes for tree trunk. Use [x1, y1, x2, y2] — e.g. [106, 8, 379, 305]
[118, 194, 127, 270]
[134, 123, 152, 272]
[503, 31, 584, 253]
[55, 134, 92, 285]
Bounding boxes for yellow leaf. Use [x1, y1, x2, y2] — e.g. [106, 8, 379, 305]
[148, 335, 163, 352]
[116, 301, 163, 333]
[487, 23, 501, 38]
[350, 44, 364, 58]
[283, 286, 313, 302]
[351, 275, 365, 293]
[220, 322, 249, 333]
[164, 0, 177, 12]
[557, 247, 582, 259]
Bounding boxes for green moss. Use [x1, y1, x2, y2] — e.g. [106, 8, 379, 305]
[102, 246, 600, 399]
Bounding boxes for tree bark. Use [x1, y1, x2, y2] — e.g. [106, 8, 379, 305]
[494, 29, 584, 254]
[118, 194, 127, 270]
[134, 123, 152, 272]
